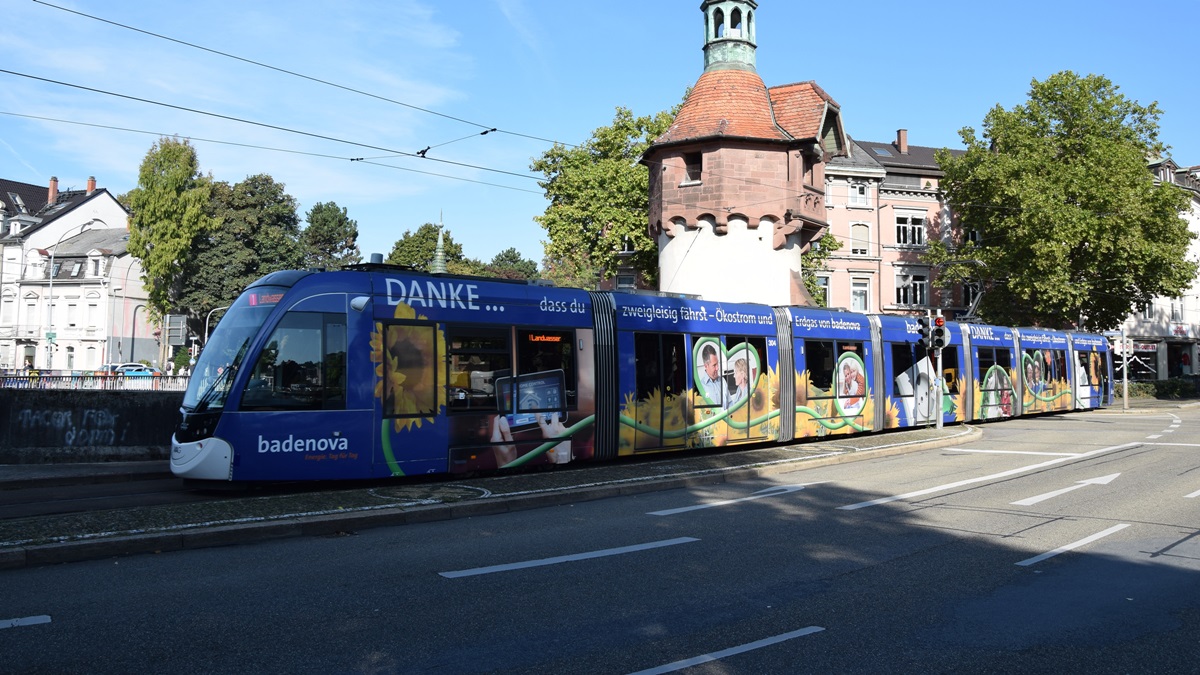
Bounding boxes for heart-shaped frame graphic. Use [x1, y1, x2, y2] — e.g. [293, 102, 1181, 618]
[693, 337, 761, 406]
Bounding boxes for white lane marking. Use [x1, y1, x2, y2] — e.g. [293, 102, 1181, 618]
[439, 537, 699, 578]
[1147, 434, 1163, 439]
[948, 449, 1081, 457]
[1162, 429, 1176, 433]
[1015, 524, 1131, 567]
[838, 442, 1141, 510]
[648, 482, 828, 516]
[1010, 473, 1121, 506]
[1143, 443, 1200, 447]
[627, 626, 825, 675]
[1185, 488, 1200, 499]
[1, 615, 51, 630]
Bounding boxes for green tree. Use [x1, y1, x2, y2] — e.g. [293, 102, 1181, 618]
[124, 137, 217, 317]
[385, 223, 464, 270]
[802, 233, 842, 307]
[302, 201, 361, 269]
[447, 257, 489, 276]
[541, 250, 601, 289]
[532, 104, 679, 286]
[176, 175, 305, 329]
[933, 71, 1195, 330]
[487, 247, 539, 280]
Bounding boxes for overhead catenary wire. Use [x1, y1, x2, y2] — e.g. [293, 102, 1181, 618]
[30, 0, 578, 150]
[1, 103, 1144, 248]
[0, 111, 542, 195]
[0, 68, 542, 183]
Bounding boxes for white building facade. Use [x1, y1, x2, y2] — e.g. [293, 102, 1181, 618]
[0, 176, 155, 372]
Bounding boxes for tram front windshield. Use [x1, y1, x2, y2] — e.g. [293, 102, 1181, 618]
[182, 286, 287, 412]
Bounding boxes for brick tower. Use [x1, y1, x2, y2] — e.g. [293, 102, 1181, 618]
[643, 0, 846, 305]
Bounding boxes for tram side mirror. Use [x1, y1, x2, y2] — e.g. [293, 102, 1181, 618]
[351, 296, 370, 312]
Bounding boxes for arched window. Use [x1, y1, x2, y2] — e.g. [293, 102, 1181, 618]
[729, 8, 742, 37]
[714, 9, 725, 37]
[850, 223, 870, 256]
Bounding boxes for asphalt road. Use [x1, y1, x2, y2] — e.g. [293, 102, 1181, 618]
[3, 409, 1198, 674]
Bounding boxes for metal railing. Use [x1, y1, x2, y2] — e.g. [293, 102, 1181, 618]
[0, 373, 190, 391]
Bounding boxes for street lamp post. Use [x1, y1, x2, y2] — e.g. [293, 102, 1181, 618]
[129, 304, 146, 364]
[112, 259, 141, 363]
[44, 220, 95, 369]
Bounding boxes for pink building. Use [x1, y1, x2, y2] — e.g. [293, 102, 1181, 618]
[821, 132, 964, 316]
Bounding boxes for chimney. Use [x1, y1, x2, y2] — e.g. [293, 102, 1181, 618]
[896, 129, 908, 155]
[86, 176, 96, 195]
[48, 176, 58, 206]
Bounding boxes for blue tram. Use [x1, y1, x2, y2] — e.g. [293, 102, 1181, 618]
[171, 265, 1113, 482]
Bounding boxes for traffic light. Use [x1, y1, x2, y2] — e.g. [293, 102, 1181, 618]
[931, 312, 949, 350]
[917, 312, 931, 350]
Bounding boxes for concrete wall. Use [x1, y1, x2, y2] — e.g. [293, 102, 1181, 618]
[0, 389, 180, 463]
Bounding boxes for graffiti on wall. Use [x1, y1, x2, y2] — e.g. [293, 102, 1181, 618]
[16, 408, 125, 446]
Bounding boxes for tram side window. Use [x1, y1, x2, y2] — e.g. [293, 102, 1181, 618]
[516, 328, 577, 408]
[381, 323, 438, 420]
[447, 326, 510, 411]
[891, 343, 917, 396]
[635, 333, 660, 400]
[1051, 349, 1068, 383]
[241, 312, 346, 411]
[941, 349, 960, 394]
[977, 347, 1012, 389]
[804, 340, 836, 396]
[694, 336, 725, 408]
[834, 341, 867, 400]
[636, 333, 686, 400]
[1077, 351, 1101, 385]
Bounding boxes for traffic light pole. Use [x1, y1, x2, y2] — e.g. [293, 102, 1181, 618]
[935, 342, 944, 430]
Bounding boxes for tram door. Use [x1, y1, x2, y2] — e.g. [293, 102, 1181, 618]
[633, 333, 687, 451]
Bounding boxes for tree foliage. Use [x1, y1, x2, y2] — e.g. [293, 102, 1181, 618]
[175, 174, 305, 329]
[124, 137, 216, 317]
[933, 71, 1195, 330]
[302, 201, 361, 269]
[802, 233, 843, 307]
[385, 223, 464, 270]
[541, 250, 601, 289]
[487, 247, 539, 280]
[532, 104, 679, 287]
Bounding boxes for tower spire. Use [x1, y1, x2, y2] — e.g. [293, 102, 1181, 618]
[431, 211, 447, 274]
[701, 0, 758, 73]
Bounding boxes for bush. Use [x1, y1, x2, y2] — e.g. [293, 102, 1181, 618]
[1115, 378, 1198, 400]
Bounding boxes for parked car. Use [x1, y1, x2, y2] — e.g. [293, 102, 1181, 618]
[99, 363, 162, 376]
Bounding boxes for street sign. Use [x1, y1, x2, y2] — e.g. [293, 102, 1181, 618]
[45, 331, 56, 344]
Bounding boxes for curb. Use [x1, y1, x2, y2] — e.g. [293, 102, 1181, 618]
[0, 427, 980, 570]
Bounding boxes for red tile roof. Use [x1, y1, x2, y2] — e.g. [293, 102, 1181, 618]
[767, 81, 838, 141]
[652, 69, 790, 145]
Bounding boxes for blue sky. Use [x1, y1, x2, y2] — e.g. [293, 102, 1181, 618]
[3, 0, 1198, 265]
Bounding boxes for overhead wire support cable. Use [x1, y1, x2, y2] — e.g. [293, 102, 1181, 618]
[0, 68, 541, 182]
[0, 110, 541, 194]
[31, 0, 577, 149]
